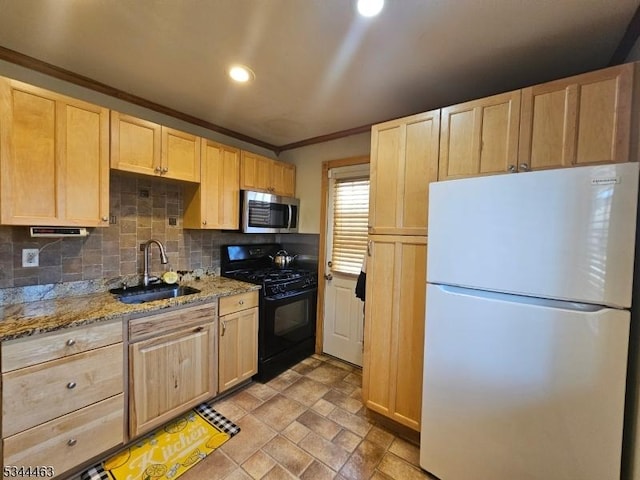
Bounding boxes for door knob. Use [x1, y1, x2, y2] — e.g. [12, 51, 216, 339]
[324, 273, 333, 281]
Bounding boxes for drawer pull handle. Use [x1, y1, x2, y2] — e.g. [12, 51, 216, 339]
[221, 321, 226, 336]
[67, 381, 77, 389]
[238, 300, 244, 305]
[67, 438, 77, 447]
[193, 326, 204, 333]
[66, 339, 76, 346]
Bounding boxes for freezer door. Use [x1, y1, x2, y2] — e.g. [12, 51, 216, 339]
[420, 284, 629, 480]
[428, 162, 639, 308]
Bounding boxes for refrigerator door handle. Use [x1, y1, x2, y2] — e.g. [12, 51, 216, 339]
[432, 284, 612, 313]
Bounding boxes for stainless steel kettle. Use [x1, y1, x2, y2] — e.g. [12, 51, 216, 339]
[270, 249, 297, 269]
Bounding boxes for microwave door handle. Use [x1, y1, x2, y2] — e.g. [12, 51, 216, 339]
[287, 204, 293, 230]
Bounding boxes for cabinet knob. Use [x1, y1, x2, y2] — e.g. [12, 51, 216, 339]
[519, 163, 530, 172]
[154, 166, 162, 173]
[507, 164, 516, 173]
[202, 220, 207, 225]
[66, 338, 76, 347]
[67, 438, 77, 447]
[161, 167, 169, 174]
[67, 381, 77, 389]
[101, 216, 108, 222]
[238, 300, 244, 305]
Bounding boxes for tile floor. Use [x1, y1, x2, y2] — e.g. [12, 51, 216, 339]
[181, 354, 435, 480]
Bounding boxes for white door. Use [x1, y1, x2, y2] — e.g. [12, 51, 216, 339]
[322, 164, 369, 366]
[420, 284, 630, 480]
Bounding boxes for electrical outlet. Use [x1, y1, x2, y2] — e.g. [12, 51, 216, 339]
[22, 248, 39, 268]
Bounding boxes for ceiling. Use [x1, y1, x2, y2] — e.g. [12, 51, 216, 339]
[0, 0, 638, 153]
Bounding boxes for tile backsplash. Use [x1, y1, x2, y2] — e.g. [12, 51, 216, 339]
[0, 172, 317, 289]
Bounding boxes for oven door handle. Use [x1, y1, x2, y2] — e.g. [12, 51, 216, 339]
[264, 286, 317, 302]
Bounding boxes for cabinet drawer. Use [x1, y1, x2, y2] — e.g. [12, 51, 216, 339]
[2, 319, 123, 372]
[129, 302, 216, 341]
[2, 343, 123, 437]
[4, 394, 124, 479]
[219, 291, 259, 316]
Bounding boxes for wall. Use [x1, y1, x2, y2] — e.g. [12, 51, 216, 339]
[0, 173, 276, 288]
[279, 132, 371, 234]
[626, 36, 640, 62]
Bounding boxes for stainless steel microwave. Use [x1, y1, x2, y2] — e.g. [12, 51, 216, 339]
[241, 190, 299, 233]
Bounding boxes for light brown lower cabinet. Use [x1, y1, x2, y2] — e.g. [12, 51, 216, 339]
[128, 303, 217, 438]
[1, 319, 124, 479]
[218, 291, 259, 393]
[362, 235, 427, 431]
[3, 394, 124, 477]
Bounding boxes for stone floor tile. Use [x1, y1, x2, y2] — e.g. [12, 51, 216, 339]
[211, 397, 248, 422]
[297, 410, 342, 440]
[306, 363, 351, 387]
[344, 372, 363, 387]
[333, 429, 362, 453]
[220, 414, 277, 464]
[179, 449, 238, 480]
[300, 459, 338, 480]
[299, 431, 351, 472]
[377, 453, 431, 480]
[328, 407, 373, 437]
[252, 393, 307, 431]
[282, 420, 311, 444]
[241, 450, 276, 479]
[245, 382, 278, 401]
[282, 376, 331, 406]
[338, 439, 386, 480]
[227, 390, 263, 413]
[266, 368, 302, 391]
[262, 434, 314, 477]
[388, 437, 421, 467]
[324, 389, 363, 414]
[261, 464, 298, 480]
[222, 468, 253, 480]
[312, 397, 337, 416]
[365, 426, 396, 450]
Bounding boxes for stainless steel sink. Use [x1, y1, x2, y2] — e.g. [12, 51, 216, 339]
[111, 284, 201, 304]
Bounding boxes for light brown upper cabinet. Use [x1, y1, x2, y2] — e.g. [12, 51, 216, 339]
[240, 151, 296, 197]
[519, 63, 634, 170]
[0, 78, 109, 227]
[369, 110, 440, 236]
[110, 111, 201, 182]
[439, 90, 521, 180]
[183, 139, 240, 230]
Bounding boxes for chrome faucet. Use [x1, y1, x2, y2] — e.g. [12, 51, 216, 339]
[142, 239, 169, 286]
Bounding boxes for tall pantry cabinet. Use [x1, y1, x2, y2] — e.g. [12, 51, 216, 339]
[362, 110, 439, 431]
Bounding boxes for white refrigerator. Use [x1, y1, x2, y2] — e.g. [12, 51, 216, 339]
[420, 163, 639, 480]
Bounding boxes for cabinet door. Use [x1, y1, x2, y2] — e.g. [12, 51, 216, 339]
[439, 90, 520, 180]
[272, 161, 296, 196]
[129, 323, 215, 437]
[362, 235, 427, 431]
[161, 126, 201, 182]
[219, 307, 258, 392]
[184, 140, 240, 230]
[110, 111, 161, 175]
[0, 79, 109, 226]
[519, 63, 633, 170]
[240, 151, 273, 192]
[369, 110, 439, 235]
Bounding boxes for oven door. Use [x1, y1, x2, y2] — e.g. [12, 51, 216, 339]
[260, 287, 317, 361]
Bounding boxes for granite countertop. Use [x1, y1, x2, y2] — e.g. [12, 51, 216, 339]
[0, 276, 260, 341]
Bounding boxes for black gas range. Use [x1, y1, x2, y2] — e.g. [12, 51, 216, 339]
[220, 244, 318, 381]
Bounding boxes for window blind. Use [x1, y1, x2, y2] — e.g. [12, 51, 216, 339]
[331, 177, 369, 275]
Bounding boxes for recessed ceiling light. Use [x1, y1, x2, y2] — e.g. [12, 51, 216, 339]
[357, 0, 384, 17]
[229, 65, 254, 83]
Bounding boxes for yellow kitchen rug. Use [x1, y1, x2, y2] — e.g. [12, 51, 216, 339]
[81, 403, 240, 480]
